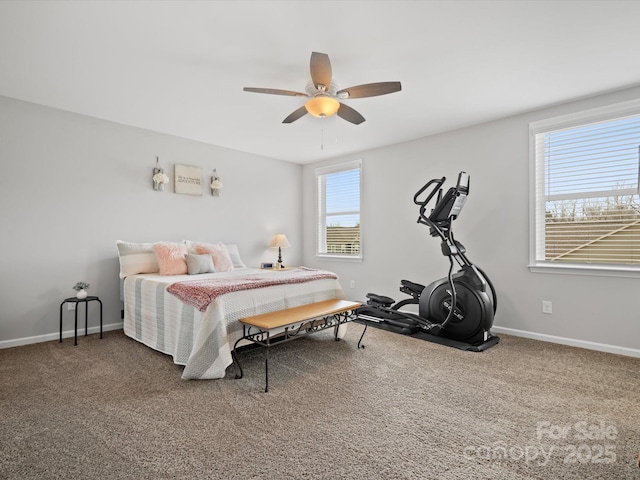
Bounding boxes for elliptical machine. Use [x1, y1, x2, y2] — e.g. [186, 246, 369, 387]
[356, 172, 499, 352]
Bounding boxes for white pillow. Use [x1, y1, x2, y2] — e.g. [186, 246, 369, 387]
[185, 253, 216, 275]
[116, 240, 159, 279]
[225, 243, 246, 268]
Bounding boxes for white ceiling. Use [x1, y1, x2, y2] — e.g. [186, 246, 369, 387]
[1, 1, 640, 164]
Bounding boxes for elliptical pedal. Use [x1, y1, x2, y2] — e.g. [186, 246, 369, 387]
[365, 293, 395, 308]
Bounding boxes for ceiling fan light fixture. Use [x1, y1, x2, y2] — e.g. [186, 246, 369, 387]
[305, 95, 340, 118]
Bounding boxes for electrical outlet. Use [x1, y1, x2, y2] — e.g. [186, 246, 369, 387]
[67, 302, 76, 311]
[542, 300, 552, 314]
[350, 280, 355, 289]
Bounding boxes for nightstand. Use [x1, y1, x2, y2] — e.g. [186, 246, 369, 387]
[59, 296, 103, 345]
[261, 263, 296, 271]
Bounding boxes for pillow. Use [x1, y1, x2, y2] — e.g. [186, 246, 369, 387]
[224, 243, 246, 268]
[190, 241, 234, 272]
[153, 242, 188, 275]
[185, 253, 215, 275]
[116, 240, 159, 279]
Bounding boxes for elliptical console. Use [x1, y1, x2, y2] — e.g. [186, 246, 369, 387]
[357, 172, 498, 351]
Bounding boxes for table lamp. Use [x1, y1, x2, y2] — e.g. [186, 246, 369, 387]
[269, 234, 290, 269]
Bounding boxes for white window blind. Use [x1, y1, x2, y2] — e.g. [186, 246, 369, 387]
[316, 160, 362, 259]
[530, 100, 640, 273]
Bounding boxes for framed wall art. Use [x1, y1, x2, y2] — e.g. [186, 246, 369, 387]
[174, 164, 203, 196]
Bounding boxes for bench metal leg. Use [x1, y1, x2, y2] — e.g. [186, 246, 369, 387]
[232, 337, 244, 380]
[357, 321, 368, 349]
[333, 314, 342, 341]
[264, 345, 269, 393]
[232, 336, 270, 393]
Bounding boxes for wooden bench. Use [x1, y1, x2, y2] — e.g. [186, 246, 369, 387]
[232, 299, 364, 392]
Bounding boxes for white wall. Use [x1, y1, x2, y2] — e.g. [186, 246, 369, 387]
[5, 86, 640, 356]
[0, 95, 302, 346]
[302, 86, 640, 356]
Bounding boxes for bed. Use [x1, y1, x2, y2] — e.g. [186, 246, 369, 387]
[118, 240, 346, 379]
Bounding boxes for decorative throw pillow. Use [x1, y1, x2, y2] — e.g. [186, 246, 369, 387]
[190, 242, 234, 272]
[153, 242, 188, 275]
[185, 253, 215, 275]
[224, 243, 247, 268]
[116, 240, 159, 279]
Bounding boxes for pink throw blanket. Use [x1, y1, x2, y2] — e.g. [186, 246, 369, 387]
[166, 268, 339, 312]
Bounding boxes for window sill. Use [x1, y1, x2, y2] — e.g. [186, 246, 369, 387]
[316, 254, 363, 263]
[528, 262, 640, 279]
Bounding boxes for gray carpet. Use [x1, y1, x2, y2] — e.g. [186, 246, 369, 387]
[0, 325, 639, 479]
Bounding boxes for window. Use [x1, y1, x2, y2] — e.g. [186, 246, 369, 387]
[316, 159, 362, 260]
[530, 99, 640, 275]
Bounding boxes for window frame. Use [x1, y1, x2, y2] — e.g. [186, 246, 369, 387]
[529, 98, 640, 278]
[315, 159, 363, 261]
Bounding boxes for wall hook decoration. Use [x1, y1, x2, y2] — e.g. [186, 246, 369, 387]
[152, 156, 169, 191]
[210, 169, 223, 196]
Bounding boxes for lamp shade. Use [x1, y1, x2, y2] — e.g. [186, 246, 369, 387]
[305, 95, 340, 118]
[269, 234, 290, 249]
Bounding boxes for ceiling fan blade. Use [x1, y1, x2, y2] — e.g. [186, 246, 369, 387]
[282, 106, 308, 124]
[337, 81, 402, 99]
[244, 87, 307, 97]
[337, 103, 365, 125]
[310, 52, 332, 91]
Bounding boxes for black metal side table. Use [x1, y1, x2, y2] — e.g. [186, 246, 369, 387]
[59, 296, 103, 345]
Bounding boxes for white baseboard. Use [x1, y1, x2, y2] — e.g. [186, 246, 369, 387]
[0, 322, 124, 349]
[3, 322, 639, 359]
[491, 326, 640, 358]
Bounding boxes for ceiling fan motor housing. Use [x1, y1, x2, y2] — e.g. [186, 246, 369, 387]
[305, 80, 339, 97]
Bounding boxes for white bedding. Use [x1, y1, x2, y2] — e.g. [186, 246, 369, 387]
[122, 268, 345, 379]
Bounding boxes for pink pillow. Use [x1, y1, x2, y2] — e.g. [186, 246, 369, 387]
[153, 242, 188, 275]
[191, 242, 234, 272]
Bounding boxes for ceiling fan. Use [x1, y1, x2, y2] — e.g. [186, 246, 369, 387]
[243, 52, 401, 125]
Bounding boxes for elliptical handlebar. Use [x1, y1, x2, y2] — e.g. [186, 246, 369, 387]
[413, 177, 446, 227]
[413, 172, 470, 232]
[413, 176, 446, 207]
